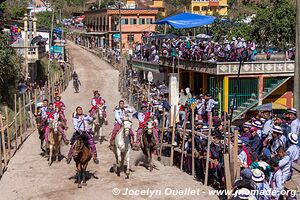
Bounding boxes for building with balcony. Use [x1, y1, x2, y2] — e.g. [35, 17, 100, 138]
[83, 8, 158, 51]
[131, 57, 294, 121]
[191, 0, 228, 16]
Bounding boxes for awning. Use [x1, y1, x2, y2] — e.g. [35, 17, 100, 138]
[151, 33, 178, 39]
[85, 32, 107, 35]
[154, 12, 215, 29]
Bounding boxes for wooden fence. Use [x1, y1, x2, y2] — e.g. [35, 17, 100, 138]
[0, 50, 73, 178]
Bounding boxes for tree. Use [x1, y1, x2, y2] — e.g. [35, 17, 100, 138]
[35, 11, 58, 30]
[0, 0, 28, 19]
[251, 0, 296, 49]
[0, 31, 22, 104]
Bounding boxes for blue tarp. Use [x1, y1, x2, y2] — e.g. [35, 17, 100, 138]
[154, 12, 215, 29]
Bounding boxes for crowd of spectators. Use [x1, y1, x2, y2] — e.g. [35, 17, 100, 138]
[133, 37, 296, 64]
[120, 69, 299, 199]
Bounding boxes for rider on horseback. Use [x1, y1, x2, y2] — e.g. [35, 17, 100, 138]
[89, 90, 108, 125]
[53, 106, 69, 145]
[67, 106, 99, 164]
[134, 102, 159, 149]
[109, 100, 134, 150]
[44, 103, 55, 146]
[54, 95, 66, 119]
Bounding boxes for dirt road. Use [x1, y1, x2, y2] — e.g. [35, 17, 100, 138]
[0, 42, 217, 200]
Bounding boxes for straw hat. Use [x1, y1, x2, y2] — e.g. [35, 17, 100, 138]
[272, 125, 283, 134]
[288, 132, 299, 144]
[287, 108, 297, 115]
[234, 188, 256, 200]
[202, 125, 209, 131]
[252, 121, 262, 128]
[251, 168, 265, 182]
[243, 122, 252, 128]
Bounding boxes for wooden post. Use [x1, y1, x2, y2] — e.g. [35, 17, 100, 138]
[159, 108, 166, 159]
[233, 130, 240, 180]
[191, 108, 195, 178]
[34, 89, 37, 115]
[22, 93, 26, 131]
[14, 94, 17, 149]
[5, 106, 11, 160]
[180, 110, 188, 171]
[204, 112, 213, 185]
[223, 112, 227, 153]
[170, 105, 177, 166]
[224, 153, 232, 196]
[0, 114, 7, 169]
[227, 119, 231, 152]
[28, 92, 34, 129]
[19, 97, 23, 143]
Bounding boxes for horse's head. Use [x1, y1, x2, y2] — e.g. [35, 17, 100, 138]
[123, 120, 132, 137]
[73, 138, 84, 156]
[97, 105, 104, 118]
[145, 119, 154, 135]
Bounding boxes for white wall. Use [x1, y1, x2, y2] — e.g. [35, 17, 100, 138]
[21, 31, 50, 52]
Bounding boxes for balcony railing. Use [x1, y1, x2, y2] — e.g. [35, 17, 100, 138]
[132, 57, 295, 76]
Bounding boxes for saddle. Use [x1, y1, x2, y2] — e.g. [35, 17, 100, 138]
[71, 131, 89, 147]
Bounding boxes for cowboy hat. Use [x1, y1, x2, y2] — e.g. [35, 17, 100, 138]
[252, 121, 262, 128]
[234, 188, 255, 200]
[272, 125, 283, 134]
[251, 168, 265, 182]
[287, 108, 297, 115]
[288, 132, 299, 144]
[243, 122, 252, 128]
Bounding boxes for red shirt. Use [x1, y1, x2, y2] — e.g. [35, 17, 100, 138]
[54, 101, 65, 110]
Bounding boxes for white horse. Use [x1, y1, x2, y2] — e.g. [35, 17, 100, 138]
[113, 119, 132, 179]
[92, 105, 105, 143]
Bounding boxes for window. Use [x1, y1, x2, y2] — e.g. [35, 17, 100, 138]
[130, 18, 137, 24]
[201, 6, 207, 11]
[146, 18, 153, 24]
[193, 6, 200, 12]
[138, 18, 146, 24]
[128, 34, 134, 43]
[121, 18, 129, 25]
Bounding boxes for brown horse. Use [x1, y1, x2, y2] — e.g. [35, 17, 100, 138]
[48, 125, 62, 166]
[141, 119, 157, 171]
[72, 133, 92, 188]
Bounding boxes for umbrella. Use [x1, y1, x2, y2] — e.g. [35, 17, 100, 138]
[252, 102, 287, 112]
[195, 34, 212, 39]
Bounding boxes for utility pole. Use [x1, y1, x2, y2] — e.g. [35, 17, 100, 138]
[295, 0, 300, 117]
[24, 14, 29, 80]
[47, 7, 55, 73]
[118, 0, 123, 57]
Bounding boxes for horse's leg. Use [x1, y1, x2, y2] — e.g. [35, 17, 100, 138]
[82, 159, 89, 186]
[48, 144, 53, 166]
[77, 171, 82, 188]
[147, 147, 152, 172]
[56, 138, 60, 162]
[116, 148, 121, 176]
[99, 119, 103, 143]
[149, 147, 153, 172]
[76, 163, 82, 188]
[125, 149, 130, 179]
